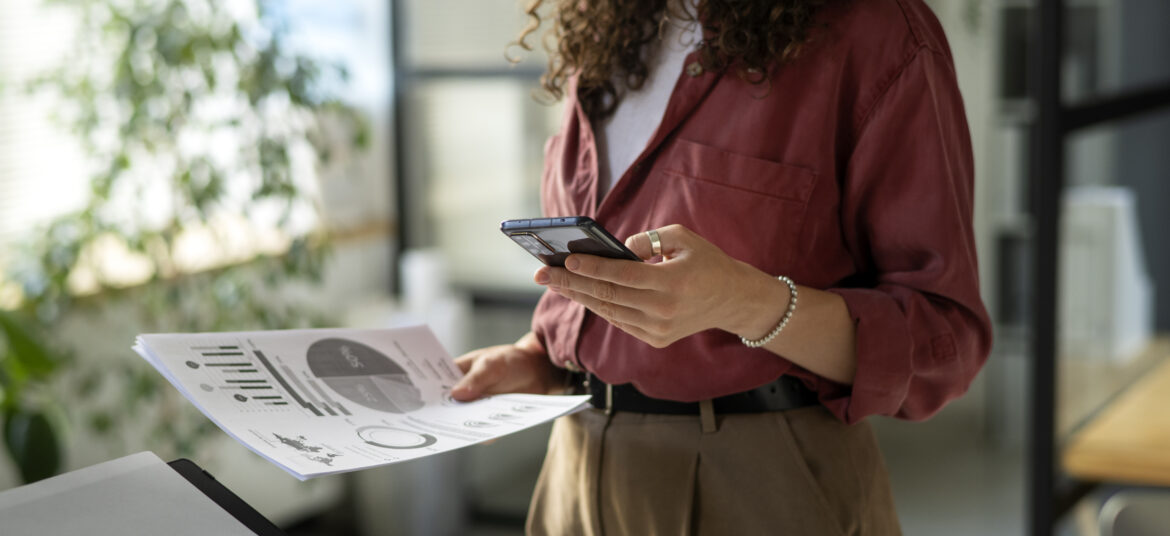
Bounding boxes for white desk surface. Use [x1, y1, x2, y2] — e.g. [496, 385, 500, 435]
[0, 451, 255, 536]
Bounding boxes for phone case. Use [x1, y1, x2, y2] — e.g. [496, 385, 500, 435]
[501, 216, 641, 267]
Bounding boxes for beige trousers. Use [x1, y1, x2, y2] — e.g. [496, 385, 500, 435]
[526, 405, 901, 536]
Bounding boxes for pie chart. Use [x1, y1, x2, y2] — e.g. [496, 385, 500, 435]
[307, 338, 425, 414]
[356, 425, 437, 449]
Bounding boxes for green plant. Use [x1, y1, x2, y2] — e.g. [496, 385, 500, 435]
[0, 311, 64, 483]
[0, 0, 367, 482]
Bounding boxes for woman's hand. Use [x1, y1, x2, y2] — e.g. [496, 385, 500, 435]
[451, 331, 560, 401]
[535, 224, 784, 349]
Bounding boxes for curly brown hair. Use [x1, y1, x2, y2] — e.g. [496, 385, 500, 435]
[515, 0, 830, 119]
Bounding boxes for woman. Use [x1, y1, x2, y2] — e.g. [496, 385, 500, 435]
[452, 0, 992, 534]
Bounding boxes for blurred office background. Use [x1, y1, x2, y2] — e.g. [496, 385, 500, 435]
[0, 0, 1168, 535]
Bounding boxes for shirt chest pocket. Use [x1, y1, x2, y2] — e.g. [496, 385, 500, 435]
[650, 138, 818, 271]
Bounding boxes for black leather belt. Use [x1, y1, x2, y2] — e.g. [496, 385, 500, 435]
[574, 372, 818, 415]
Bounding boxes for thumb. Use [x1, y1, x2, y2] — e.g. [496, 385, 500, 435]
[451, 356, 503, 401]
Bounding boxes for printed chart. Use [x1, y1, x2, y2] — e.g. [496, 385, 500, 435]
[188, 342, 351, 418]
[187, 344, 289, 410]
[306, 338, 424, 414]
[135, 326, 591, 479]
[355, 426, 438, 449]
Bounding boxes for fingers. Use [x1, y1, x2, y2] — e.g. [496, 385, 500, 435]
[541, 266, 663, 310]
[451, 352, 506, 401]
[555, 287, 653, 328]
[454, 350, 480, 374]
[558, 287, 681, 348]
[563, 254, 660, 290]
[624, 231, 654, 260]
[623, 224, 692, 262]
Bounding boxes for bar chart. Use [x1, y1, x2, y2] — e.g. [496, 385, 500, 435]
[189, 343, 347, 417]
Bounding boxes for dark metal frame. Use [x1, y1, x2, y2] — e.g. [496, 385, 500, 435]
[388, 0, 406, 294]
[1028, 1, 1170, 534]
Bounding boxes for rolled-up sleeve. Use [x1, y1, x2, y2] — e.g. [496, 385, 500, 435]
[818, 47, 993, 424]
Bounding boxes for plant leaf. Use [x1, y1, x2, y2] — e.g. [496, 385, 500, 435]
[0, 310, 57, 378]
[2, 406, 64, 483]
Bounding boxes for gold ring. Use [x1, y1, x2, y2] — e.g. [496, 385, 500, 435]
[646, 229, 662, 258]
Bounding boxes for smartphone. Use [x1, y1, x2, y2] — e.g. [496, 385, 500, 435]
[501, 216, 642, 267]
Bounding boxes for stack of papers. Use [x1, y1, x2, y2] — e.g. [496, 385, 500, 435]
[134, 325, 589, 480]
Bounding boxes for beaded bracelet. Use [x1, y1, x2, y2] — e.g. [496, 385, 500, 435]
[740, 275, 798, 348]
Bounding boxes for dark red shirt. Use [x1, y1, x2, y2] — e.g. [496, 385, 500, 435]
[532, 0, 993, 424]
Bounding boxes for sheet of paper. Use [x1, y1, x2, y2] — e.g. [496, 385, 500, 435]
[134, 325, 590, 479]
[0, 452, 254, 536]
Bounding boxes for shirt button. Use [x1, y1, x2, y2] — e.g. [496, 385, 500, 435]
[685, 61, 704, 77]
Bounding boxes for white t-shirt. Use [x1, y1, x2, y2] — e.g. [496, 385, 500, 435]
[595, 15, 703, 195]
